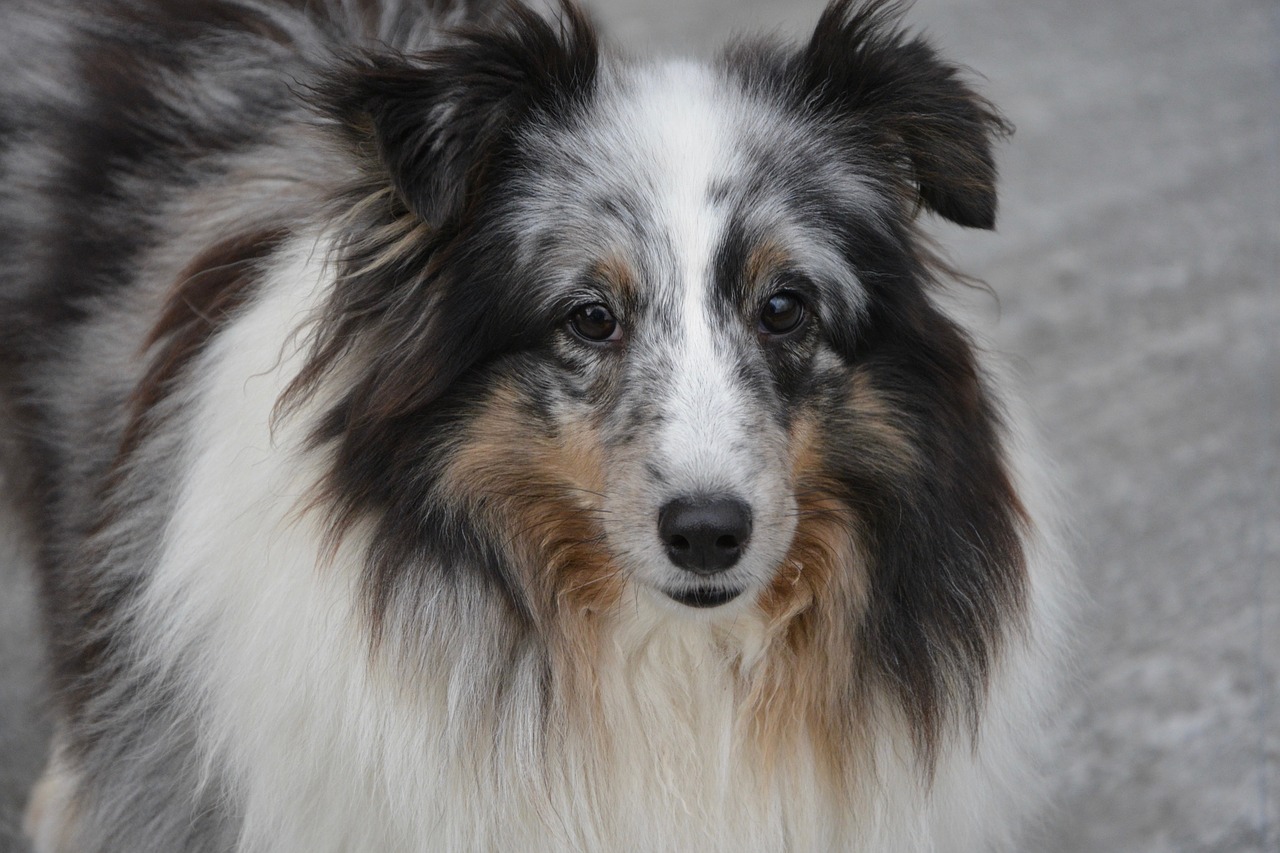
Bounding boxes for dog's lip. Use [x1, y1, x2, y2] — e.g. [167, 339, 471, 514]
[664, 586, 743, 609]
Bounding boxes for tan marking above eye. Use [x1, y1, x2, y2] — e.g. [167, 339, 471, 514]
[745, 239, 792, 287]
[590, 254, 639, 301]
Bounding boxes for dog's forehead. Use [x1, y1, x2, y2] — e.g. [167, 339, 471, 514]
[600, 62, 736, 311]
[511, 62, 735, 268]
[603, 61, 736, 205]
[513, 60, 880, 312]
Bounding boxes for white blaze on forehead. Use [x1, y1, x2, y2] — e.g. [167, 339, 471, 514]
[624, 62, 756, 495]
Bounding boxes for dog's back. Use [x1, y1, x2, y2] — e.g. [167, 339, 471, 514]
[0, 3, 482, 849]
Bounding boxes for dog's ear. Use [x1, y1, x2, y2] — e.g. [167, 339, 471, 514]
[321, 1, 598, 226]
[792, 0, 1010, 229]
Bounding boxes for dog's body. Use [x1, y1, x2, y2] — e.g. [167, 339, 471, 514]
[0, 1, 1071, 850]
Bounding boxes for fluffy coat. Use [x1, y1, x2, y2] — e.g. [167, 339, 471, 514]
[0, 0, 1072, 849]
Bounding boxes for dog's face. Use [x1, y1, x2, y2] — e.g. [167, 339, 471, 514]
[485, 61, 888, 613]
[308, 0, 1024, 736]
[482, 47, 969, 617]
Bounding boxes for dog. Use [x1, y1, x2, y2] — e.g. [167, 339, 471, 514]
[0, 0, 1071, 849]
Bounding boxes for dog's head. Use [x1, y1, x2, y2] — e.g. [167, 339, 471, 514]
[304, 0, 1025, 751]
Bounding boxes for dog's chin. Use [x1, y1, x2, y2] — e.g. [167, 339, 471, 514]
[665, 586, 743, 609]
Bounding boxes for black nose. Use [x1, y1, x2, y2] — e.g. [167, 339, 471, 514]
[658, 495, 753, 575]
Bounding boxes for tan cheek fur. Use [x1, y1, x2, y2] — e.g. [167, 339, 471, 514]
[439, 254, 641, 623]
[740, 411, 869, 779]
[744, 371, 920, 778]
[440, 381, 622, 661]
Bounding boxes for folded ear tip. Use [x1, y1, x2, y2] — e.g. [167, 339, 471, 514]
[930, 194, 997, 230]
[966, 209, 998, 231]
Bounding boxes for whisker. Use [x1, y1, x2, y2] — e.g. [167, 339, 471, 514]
[558, 570, 621, 599]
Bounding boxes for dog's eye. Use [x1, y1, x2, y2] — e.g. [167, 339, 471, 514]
[759, 291, 806, 336]
[569, 303, 621, 343]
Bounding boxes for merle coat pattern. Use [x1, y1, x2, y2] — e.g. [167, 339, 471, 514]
[0, 1, 1071, 850]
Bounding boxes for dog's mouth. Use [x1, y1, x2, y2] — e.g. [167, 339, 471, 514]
[665, 586, 742, 609]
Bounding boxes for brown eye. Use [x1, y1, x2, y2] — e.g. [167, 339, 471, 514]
[759, 291, 805, 336]
[569, 303, 621, 343]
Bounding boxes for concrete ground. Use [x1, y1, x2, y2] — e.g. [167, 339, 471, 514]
[1, 0, 1276, 850]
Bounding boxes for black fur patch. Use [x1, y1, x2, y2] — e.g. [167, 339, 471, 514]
[831, 299, 1028, 760]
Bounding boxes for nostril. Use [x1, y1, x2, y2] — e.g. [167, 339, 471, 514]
[657, 494, 753, 575]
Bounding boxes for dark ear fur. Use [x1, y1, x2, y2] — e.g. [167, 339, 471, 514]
[797, 0, 1010, 229]
[322, 1, 598, 225]
[285, 2, 599, 439]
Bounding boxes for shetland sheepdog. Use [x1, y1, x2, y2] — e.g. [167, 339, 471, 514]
[0, 0, 1071, 849]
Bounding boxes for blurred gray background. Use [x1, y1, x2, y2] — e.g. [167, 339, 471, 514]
[1, 0, 1276, 850]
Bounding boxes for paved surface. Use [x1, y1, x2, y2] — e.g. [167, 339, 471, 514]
[1, 1, 1276, 850]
